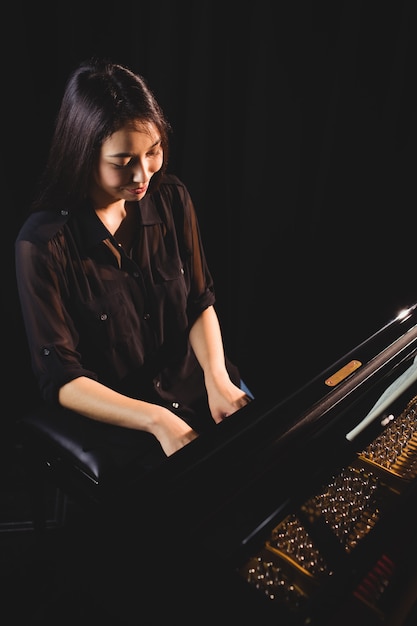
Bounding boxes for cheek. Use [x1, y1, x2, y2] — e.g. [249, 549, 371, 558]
[150, 155, 164, 174]
[99, 166, 126, 187]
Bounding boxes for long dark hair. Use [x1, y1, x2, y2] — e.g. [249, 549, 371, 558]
[31, 58, 172, 213]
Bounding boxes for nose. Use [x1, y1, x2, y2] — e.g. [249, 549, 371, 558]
[132, 160, 146, 183]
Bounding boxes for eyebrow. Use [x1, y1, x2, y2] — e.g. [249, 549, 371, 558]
[106, 138, 162, 158]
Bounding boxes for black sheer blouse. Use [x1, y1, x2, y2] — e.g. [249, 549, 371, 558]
[15, 174, 240, 428]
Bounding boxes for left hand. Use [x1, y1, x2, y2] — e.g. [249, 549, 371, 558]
[206, 378, 253, 424]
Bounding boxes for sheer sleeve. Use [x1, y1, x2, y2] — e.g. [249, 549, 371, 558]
[15, 229, 98, 405]
[160, 175, 216, 327]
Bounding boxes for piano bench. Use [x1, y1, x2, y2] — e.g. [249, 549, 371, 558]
[17, 406, 161, 531]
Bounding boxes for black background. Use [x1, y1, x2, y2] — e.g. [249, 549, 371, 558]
[4, 0, 416, 424]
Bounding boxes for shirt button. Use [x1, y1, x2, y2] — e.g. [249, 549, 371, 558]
[42, 347, 50, 356]
[60, 209, 69, 216]
[143, 313, 150, 321]
[100, 313, 108, 321]
[172, 402, 179, 409]
[133, 272, 140, 278]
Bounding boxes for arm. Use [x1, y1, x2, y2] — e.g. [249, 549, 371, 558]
[189, 305, 252, 424]
[58, 376, 198, 456]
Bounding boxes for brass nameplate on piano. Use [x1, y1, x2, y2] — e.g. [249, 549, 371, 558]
[325, 359, 362, 386]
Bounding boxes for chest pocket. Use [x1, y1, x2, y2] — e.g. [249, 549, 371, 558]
[71, 287, 145, 344]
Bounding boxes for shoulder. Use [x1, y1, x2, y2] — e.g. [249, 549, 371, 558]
[15, 210, 69, 246]
[158, 173, 191, 197]
[159, 173, 186, 190]
[155, 173, 194, 211]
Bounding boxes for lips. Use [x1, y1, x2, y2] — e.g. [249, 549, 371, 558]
[126, 185, 147, 195]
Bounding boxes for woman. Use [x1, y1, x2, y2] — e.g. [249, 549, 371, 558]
[15, 58, 251, 465]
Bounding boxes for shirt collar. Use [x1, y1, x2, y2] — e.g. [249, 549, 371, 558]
[73, 194, 162, 250]
[137, 194, 162, 226]
[75, 204, 110, 249]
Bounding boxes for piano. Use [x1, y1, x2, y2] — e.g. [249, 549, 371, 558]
[84, 302, 417, 625]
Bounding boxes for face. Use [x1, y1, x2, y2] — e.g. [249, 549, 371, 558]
[91, 120, 163, 205]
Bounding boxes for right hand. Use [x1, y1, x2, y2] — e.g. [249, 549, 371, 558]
[152, 407, 199, 456]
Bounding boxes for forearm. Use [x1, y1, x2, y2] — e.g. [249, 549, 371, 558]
[189, 306, 251, 423]
[188, 306, 229, 382]
[58, 376, 197, 455]
[59, 376, 158, 431]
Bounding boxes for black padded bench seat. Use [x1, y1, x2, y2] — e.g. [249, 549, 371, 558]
[17, 405, 166, 528]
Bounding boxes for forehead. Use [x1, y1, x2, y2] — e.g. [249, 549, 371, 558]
[103, 120, 160, 152]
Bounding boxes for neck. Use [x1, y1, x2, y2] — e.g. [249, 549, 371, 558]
[95, 201, 126, 235]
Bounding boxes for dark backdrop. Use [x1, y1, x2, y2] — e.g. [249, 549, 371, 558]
[4, 0, 416, 426]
